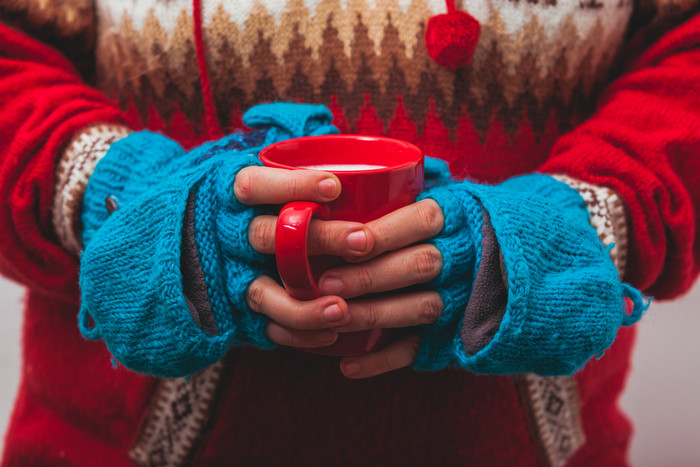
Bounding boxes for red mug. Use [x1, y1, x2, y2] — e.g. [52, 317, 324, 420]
[259, 135, 424, 356]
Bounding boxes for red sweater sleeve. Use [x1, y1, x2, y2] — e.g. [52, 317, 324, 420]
[0, 22, 126, 298]
[540, 14, 700, 299]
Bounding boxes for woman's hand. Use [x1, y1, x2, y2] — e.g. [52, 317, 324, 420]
[316, 200, 447, 379]
[238, 165, 446, 379]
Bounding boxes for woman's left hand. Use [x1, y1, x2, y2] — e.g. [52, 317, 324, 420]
[251, 198, 447, 378]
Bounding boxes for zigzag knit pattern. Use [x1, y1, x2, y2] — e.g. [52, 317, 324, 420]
[79, 103, 338, 377]
[415, 174, 646, 375]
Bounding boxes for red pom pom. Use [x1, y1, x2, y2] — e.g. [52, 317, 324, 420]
[425, 2, 481, 71]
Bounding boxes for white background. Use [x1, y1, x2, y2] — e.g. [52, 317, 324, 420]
[0, 276, 698, 464]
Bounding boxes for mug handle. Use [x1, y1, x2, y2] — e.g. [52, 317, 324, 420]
[275, 201, 331, 301]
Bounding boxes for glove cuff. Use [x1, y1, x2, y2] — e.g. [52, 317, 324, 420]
[81, 131, 186, 246]
[53, 123, 132, 255]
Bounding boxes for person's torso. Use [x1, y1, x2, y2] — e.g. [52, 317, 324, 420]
[0, 2, 645, 465]
[87, 1, 635, 464]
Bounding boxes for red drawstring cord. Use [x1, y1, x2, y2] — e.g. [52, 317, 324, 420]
[193, 0, 222, 139]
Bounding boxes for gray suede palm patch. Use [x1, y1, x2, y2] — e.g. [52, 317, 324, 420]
[461, 209, 508, 356]
[181, 191, 218, 336]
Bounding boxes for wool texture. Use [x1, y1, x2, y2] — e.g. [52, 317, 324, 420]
[423, 155, 453, 189]
[79, 103, 338, 377]
[1, 2, 700, 466]
[52, 123, 132, 255]
[424, 0, 481, 70]
[415, 174, 645, 375]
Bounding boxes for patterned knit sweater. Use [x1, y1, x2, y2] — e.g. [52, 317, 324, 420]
[1, 0, 699, 465]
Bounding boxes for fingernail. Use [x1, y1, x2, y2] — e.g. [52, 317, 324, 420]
[343, 361, 361, 376]
[321, 278, 344, 296]
[346, 230, 367, 252]
[323, 303, 344, 322]
[318, 178, 337, 198]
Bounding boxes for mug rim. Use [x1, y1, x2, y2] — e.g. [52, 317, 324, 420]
[258, 135, 424, 174]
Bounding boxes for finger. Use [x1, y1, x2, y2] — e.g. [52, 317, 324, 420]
[246, 275, 350, 330]
[352, 199, 444, 262]
[318, 244, 443, 299]
[266, 322, 339, 348]
[340, 334, 420, 379]
[249, 216, 374, 257]
[234, 166, 341, 205]
[332, 291, 443, 333]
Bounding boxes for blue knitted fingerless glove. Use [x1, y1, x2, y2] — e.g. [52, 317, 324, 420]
[79, 103, 338, 377]
[414, 173, 646, 376]
[424, 156, 452, 189]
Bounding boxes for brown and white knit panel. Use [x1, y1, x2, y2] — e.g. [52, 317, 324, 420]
[520, 374, 585, 467]
[52, 123, 131, 255]
[94, 0, 633, 135]
[552, 174, 629, 277]
[129, 360, 225, 467]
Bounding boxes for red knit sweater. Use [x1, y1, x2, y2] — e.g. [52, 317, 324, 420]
[0, 1, 698, 465]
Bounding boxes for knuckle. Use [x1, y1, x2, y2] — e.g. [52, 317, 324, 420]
[418, 295, 442, 324]
[234, 167, 255, 203]
[246, 279, 265, 312]
[316, 222, 335, 252]
[378, 352, 395, 373]
[291, 301, 322, 330]
[412, 247, 442, 281]
[371, 222, 392, 247]
[288, 174, 303, 199]
[362, 303, 380, 330]
[416, 200, 444, 235]
[249, 217, 275, 252]
[288, 306, 307, 330]
[356, 268, 375, 292]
